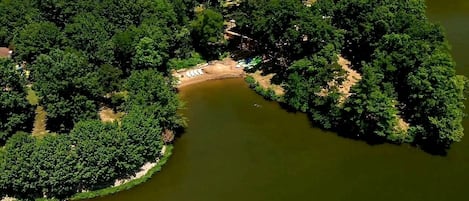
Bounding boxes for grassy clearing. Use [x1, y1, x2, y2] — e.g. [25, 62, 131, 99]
[32, 106, 48, 138]
[27, 87, 49, 138]
[26, 87, 39, 106]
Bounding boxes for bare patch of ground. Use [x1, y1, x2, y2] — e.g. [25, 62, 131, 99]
[304, 0, 317, 7]
[337, 56, 362, 102]
[1, 196, 15, 201]
[396, 115, 410, 132]
[174, 58, 245, 88]
[317, 56, 362, 103]
[393, 101, 410, 133]
[113, 146, 167, 186]
[249, 71, 285, 96]
[99, 107, 125, 123]
[334, 57, 409, 133]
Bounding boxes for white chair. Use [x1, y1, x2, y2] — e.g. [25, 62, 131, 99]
[186, 71, 192, 78]
[198, 69, 204, 75]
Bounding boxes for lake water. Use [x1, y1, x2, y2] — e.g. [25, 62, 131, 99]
[89, 1, 469, 201]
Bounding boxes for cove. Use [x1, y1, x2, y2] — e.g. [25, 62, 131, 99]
[89, 78, 469, 201]
[88, 1, 469, 200]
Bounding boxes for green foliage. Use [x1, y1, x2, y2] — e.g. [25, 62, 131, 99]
[0, 59, 34, 144]
[12, 21, 63, 63]
[0, 0, 41, 45]
[96, 64, 123, 93]
[245, 76, 280, 101]
[0, 132, 40, 199]
[343, 65, 402, 141]
[0, 0, 466, 199]
[125, 69, 185, 130]
[32, 49, 98, 132]
[284, 46, 344, 129]
[168, 52, 206, 70]
[191, 8, 225, 59]
[405, 50, 465, 148]
[231, 0, 344, 67]
[100, 0, 178, 31]
[333, 0, 428, 64]
[32, 0, 91, 28]
[64, 13, 114, 65]
[236, 0, 466, 150]
[112, 26, 139, 73]
[244, 75, 256, 86]
[0, 0, 189, 200]
[132, 37, 168, 71]
[0, 68, 182, 199]
[121, 106, 163, 161]
[69, 145, 173, 201]
[331, 0, 466, 149]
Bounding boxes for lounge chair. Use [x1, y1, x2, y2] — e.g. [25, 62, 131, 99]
[198, 69, 204, 74]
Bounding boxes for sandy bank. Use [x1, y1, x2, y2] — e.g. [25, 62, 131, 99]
[174, 58, 245, 88]
[248, 71, 285, 96]
[113, 145, 167, 186]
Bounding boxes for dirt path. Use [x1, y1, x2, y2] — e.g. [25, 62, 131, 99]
[337, 56, 362, 103]
[174, 58, 245, 88]
[336, 57, 409, 132]
[32, 106, 47, 137]
[316, 56, 362, 103]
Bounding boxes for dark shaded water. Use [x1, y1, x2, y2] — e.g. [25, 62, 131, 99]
[90, 1, 469, 201]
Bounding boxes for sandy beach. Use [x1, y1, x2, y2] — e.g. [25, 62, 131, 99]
[173, 58, 245, 88]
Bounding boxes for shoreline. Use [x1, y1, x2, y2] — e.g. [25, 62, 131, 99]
[1, 145, 173, 201]
[174, 58, 245, 89]
[178, 73, 245, 88]
[69, 145, 173, 200]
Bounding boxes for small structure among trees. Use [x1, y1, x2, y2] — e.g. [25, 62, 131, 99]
[0, 47, 12, 58]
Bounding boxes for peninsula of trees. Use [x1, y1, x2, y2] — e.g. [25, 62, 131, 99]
[228, 0, 466, 152]
[0, 0, 466, 200]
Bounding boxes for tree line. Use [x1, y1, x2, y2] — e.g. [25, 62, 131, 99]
[0, 69, 183, 199]
[0, 0, 214, 199]
[0, 0, 467, 199]
[0, 0, 224, 136]
[227, 0, 466, 153]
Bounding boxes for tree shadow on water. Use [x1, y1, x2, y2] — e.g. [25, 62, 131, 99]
[173, 126, 187, 140]
[412, 140, 449, 156]
[278, 101, 299, 114]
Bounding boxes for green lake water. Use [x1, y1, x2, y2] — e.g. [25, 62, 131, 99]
[89, 1, 469, 200]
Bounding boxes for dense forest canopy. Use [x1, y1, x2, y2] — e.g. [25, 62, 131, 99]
[228, 0, 466, 152]
[0, 0, 466, 200]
